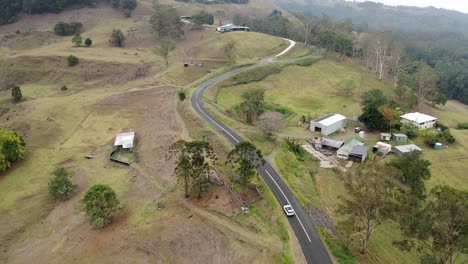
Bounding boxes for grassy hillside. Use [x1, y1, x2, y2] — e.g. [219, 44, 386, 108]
[209, 56, 468, 263]
[214, 58, 392, 123]
[0, 2, 305, 263]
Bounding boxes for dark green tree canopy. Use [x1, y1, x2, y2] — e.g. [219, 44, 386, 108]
[389, 151, 431, 199]
[48, 167, 77, 201]
[110, 29, 125, 47]
[167, 140, 217, 198]
[0, 128, 26, 172]
[81, 184, 122, 229]
[394, 186, 468, 264]
[240, 89, 265, 124]
[11, 85, 22, 102]
[54, 22, 83, 36]
[150, 4, 184, 38]
[227, 141, 265, 186]
[192, 11, 214, 28]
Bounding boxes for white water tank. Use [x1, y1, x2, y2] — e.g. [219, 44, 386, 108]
[359, 131, 365, 139]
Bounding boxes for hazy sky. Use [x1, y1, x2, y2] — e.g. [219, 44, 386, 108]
[345, 0, 468, 14]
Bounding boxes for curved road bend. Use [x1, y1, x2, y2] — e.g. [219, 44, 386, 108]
[191, 39, 332, 264]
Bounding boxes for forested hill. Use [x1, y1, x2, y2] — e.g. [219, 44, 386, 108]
[266, 0, 468, 35]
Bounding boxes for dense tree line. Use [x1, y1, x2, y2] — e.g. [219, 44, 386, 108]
[0, 0, 23, 24]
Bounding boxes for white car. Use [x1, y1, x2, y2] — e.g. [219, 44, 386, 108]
[283, 205, 295, 217]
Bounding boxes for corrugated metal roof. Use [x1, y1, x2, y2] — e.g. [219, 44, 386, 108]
[337, 139, 364, 155]
[350, 145, 368, 156]
[393, 133, 407, 137]
[401, 112, 437, 123]
[314, 114, 347, 126]
[394, 144, 422, 153]
[114, 132, 135, 149]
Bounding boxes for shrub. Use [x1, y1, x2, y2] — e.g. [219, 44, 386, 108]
[11, 85, 22, 102]
[72, 33, 82, 46]
[54, 22, 83, 36]
[111, 0, 120, 8]
[84, 37, 92, 46]
[81, 184, 122, 229]
[178, 89, 186, 101]
[295, 57, 320, 67]
[67, 55, 79, 66]
[285, 138, 305, 160]
[110, 29, 125, 47]
[61, 85, 68, 91]
[0, 128, 26, 172]
[123, 9, 132, 18]
[446, 135, 456, 143]
[456, 123, 468, 129]
[424, 132, 439, 147]
[48, 167, 77, 201]
[400, 123, 419, 138]
[232, 65, 283, 84]
[121, 0, 137, 10]
[435, 121, 448, 131]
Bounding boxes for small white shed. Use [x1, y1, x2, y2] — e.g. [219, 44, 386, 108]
[114, 132, 135, 151]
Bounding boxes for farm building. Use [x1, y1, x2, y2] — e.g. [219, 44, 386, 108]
[373, 142, 392, 156]
[349, 145, 369, 163]
[393, 133, 408, 143]
[114, 132, 135, 151]
[393, 144, 423, 156]
[400, 112, 437, 129]
[310, 114, 347, 136]
[337, 139, 364, 160]
[380, 133, 391, 141]
[311, 137, 344, 151]
[216, 24, 250, 33]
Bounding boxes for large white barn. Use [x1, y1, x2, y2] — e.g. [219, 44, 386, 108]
[310, 114, 347, 136]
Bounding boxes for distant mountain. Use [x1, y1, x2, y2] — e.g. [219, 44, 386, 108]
[264, 0, 468, 35]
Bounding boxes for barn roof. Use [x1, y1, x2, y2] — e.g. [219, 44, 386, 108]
[337, 139, 364, 155]
[394, 144, 422, 153]
[114, 132, 135, 149]
[401, 112, 436, 123]
[314, 114, 347, 126]
[350, 145, 368, 157]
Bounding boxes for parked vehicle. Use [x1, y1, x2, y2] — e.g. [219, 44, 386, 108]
[354, 127, 362, 133]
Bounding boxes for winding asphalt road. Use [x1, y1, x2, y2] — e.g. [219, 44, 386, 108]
[191, 40, 332, 264]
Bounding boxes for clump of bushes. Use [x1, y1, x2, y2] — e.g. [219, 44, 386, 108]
[456, 122, 468, 129]
[400, 123, 419, 138]
[48, 167, 77, 201]
[295, 57, 320, 67]
[61, 85, 68, 91]
[110, 29, 125, 47]
[54, 22, 83, 36]
[285, 138, 306, 160]
[232, 65, 283, 84]
[81, 184, 123, 229]
[11, 85, 22, 102]
[424, 129, 456, 147]
[67, 55, 79, 66]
